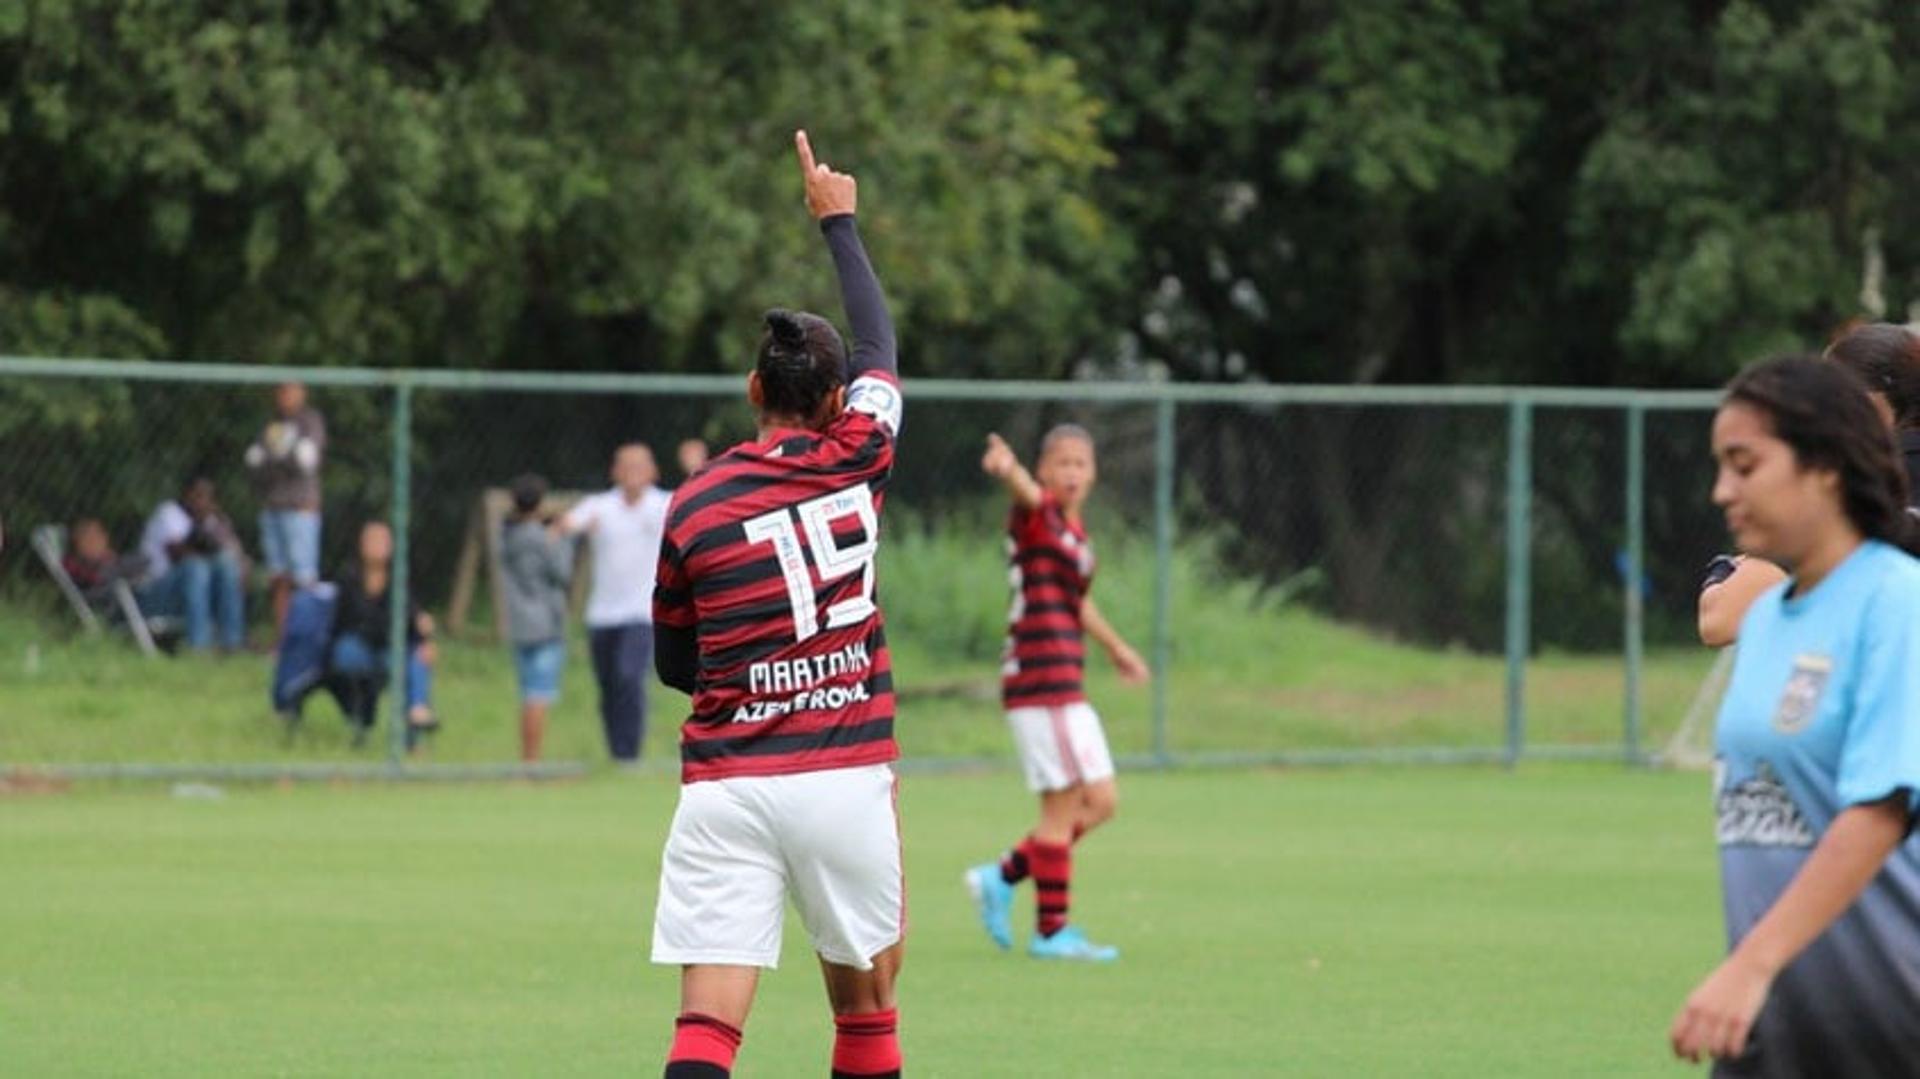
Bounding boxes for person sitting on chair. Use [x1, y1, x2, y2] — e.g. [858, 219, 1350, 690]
[328, 521, 439, 748]
[63, 518, 128, 599]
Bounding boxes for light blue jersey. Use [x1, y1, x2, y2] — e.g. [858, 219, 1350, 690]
[1713, 539, 1920, 1076]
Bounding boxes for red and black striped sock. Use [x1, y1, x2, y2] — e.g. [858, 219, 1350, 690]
[664, 1012, 742, 1078]
[1030, 838, 1072, 937]
[831, 1008, 901, 1078]
[999, 835, 1036, 885]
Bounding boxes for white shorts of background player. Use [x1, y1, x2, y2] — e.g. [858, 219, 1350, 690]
[652, 763, 903, 970]
[1006, 702, 1116, 793]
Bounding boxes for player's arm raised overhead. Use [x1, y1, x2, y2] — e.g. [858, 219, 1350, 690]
[797, 130, 898, 385]
[981, 433, 1045, 509]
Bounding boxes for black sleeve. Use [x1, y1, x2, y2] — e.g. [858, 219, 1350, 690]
[820, 214, 896, 379]
[1701, 554, 1739, 591]
[654, 622, 698, 695]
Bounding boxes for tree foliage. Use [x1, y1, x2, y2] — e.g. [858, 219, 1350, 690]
[0, 0, 1113, 372]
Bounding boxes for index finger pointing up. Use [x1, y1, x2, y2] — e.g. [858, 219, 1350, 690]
[795, 130, 817, 176]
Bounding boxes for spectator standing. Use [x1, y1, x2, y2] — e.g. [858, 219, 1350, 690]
[558, 443, 669, 765]
[502, 474, 573, 763]
[138, 477, 246, 652]
[246, 381, 326, 637]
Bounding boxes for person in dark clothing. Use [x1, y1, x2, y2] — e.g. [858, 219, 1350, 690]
[1824, 321, 1920, 504]
[329, 521, 437, 743]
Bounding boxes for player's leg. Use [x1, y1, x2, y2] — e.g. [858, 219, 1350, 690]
[819, 945, 904, 1079]
[780, 764, 907, 1078]
[667, 966, 758, 1078]
[653, 779, 786, 1078]
[1073, 777, 1119, 840]
[965, 706, 1068, 949]
[1025, 703, 1118, 961]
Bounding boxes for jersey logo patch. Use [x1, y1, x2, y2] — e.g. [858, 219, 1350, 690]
[1715, 761, 1816, 848]
[1772, 653, 1832, 735]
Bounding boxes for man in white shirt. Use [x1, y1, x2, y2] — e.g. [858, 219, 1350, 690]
[559, 443, 672, 763]
[138, 477, 246, 652]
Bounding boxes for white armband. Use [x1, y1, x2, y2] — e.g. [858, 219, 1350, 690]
[846, 375, 903, 437]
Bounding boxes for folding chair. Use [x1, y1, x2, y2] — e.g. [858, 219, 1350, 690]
[30, 524, 172, 657]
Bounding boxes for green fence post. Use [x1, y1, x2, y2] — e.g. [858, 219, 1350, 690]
[1623, 402, 1646, 764]
[1504, 399, 1533, 768]
[1151, 397, 1175, 766]
[386, 379, 413, 771]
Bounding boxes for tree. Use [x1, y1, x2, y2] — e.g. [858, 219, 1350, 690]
[0, 1, 1115, 373]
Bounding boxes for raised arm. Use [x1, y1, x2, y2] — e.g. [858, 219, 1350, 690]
[981, 433, 1044, 510]
[796, 130, 896, 380]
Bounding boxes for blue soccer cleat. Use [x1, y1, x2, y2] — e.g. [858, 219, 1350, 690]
[964, 863, 1015, 951]
[1027, 925, 1119, 963]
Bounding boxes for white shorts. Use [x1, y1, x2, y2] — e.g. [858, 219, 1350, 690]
[1007, 702, 1115, 793]
[651, 763, 903, 971]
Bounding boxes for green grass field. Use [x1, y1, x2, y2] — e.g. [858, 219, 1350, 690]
[0, 599, 1717, 768]
[0, 765, 1723, 1076]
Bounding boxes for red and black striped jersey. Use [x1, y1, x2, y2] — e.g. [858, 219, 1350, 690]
[1000, 492, 1095, 708]
[653, 373, 903, 783]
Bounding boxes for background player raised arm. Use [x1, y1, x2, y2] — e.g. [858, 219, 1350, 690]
[980, 432, 1148, 682]
[966, 424, 1146, 964]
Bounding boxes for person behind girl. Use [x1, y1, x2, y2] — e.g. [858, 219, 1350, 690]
[964, 425, 1149, 962]
[1668, 355, 1920, 1073]
[1697, 321, 1920, 647]
[502, 474, 573, 763]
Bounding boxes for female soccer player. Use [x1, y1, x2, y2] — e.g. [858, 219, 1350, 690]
[964, 425, 1149, 962]
[646, 132, 905, 1079]
[1697, 322, 1920, 647]
[1669, 356, 1920, 1074]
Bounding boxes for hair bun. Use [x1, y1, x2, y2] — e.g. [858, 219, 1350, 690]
[764, 309, 808, 351]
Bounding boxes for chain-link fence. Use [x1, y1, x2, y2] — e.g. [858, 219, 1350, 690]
[0, 358, 1724, 777]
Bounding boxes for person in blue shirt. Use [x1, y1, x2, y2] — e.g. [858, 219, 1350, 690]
[1670, 355, 1920, 1074]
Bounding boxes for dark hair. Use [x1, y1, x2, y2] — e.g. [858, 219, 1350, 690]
[1724, 355, 1913, 549]
[1824, 322, 1920, 429]
[1040, 423, 1095, 457]
[755, 309, 847, 425]
[510, 473, 548, 516]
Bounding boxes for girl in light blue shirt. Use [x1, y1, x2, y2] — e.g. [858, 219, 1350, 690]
[1670, 356, 1920, 1076]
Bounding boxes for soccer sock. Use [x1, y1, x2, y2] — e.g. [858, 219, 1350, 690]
[999, 835, 1036, 885]
[1030, 838, 1072, 937]
[664, 1012, 742, 1078]
[831, 1008, 902, 1078]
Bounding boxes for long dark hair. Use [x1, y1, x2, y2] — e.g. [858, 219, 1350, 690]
[755, 308, 846, 426]
[1824, 322, 1920, 429]
[1724, 355, 1915, 550]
